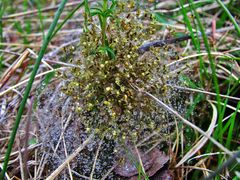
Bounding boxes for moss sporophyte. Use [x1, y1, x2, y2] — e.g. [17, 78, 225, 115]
[62, 1, 178, 141]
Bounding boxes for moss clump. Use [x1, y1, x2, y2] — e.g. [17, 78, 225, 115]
[63, 2, 177, 141]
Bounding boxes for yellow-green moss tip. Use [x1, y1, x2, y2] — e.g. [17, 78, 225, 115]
[62, 2, 176, 141]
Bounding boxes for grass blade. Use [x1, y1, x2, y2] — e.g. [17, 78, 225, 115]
[0, 0, 7, 71]
[0, 0, 68, 179]
[142, 90, 231, 156]
[188, 0, 222, 141]
[179, 0, 207, 85]
[176, 101, 217, 167]
[35, 0, 46, 40]
[216, 0, 240, 37]
[225, 102, 240, 148]
[51, 1, 84, 39]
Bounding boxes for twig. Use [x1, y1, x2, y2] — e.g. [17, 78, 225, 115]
[138, 35, 192, 54]
[138, 26, 235, 54]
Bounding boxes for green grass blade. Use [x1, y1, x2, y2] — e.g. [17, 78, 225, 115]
[188, 0, 222, 141]
[0, 0, 7, 71]
[179, 0, 207, 85]
[221, 103, 239, 149]
[0, 0, 68, 179]
[216, 0, 240, 37]
[84, 0, 90, 32]
[217, 76, 234, 144]
[35, 0, 46, 40]
[51, 1, 84, 39]
[217, 0, 234, 28]
[179, 0, 199, 50]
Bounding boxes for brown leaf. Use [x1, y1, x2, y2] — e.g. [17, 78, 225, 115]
[147, 149, 169, 177]
[151, 169, 174, 180]
[115, 148, 169, 178]
[115, 148, 154, 177]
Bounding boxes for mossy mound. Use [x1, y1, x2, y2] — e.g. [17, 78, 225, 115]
[62, 7, 181, 141]
[37, 2, 189, 177]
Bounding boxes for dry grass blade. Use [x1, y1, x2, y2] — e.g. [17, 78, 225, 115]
[215, 63, 238, 81]
[90, 138, 103, 180]
[188, 152, 228, 163]
[205, 151, 240, 180]
[0, 143, 41, 162]
[0, 49, 30, 89]
[168, 85, 240, 101]
[0, 42, 57, 48]
[53, 113, 72, 154]
[135, 146, 146, 175]
[36, 153, 48, 179]
[0, 67, 66, 97]
[62, 136, 73, 180]
[166, 52, 231, 67]
[22, 97, 35, 180]
[2, 1, 85, 20]
[46, 133, 94, 180]
[18, 145, 24, 180]
[211, 100, 240, 113]
[181, 166, 227, 179]
[176, 101, 217, 167]
[138, 88, 232, 156]
[154, 0, 208, 13]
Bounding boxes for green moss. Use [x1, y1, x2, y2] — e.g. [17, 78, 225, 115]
[62, 1, 176, 142]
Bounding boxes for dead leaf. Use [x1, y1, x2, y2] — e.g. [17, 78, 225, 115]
[115, 148, 154, 177]
[115, 148, 169, 178]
